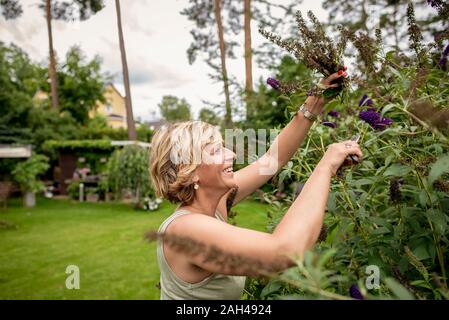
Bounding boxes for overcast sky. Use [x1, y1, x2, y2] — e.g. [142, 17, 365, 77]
[0, 0, 327, 122]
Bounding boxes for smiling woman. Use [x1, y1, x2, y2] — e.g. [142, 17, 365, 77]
[148, 71, 362, 300]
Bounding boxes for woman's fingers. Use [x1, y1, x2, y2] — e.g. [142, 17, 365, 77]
[340, 141, 363, 159]
[346, 146, 363, 159]
[322, 68, 348, 85]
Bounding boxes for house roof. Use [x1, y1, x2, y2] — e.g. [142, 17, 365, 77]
[106, 83, 125, 99]
[0, 145, 32, 158]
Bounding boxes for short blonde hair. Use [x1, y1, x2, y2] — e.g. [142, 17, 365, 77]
[149, 121, 222, 204]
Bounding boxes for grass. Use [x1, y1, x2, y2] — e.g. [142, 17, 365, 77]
[0, 197, 270, 300]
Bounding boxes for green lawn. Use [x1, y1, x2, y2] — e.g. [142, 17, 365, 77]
[0, 197, 270, 299]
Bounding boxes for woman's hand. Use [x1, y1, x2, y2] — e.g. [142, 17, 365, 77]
[305, 68, 348, 114]
[317, 140, 363, 176]
[320, 67, 347, 88]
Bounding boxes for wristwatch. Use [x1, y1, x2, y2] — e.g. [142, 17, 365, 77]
[298, 104, 318, 122]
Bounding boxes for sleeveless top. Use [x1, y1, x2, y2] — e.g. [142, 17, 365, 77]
[157, 208, 247, 300]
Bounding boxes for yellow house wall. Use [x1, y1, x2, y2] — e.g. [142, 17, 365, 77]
[89, 84, 127, 129]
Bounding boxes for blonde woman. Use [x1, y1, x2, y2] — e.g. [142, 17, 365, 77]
[149, 70, 362, 300]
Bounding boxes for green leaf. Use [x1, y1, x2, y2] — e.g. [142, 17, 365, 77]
[323, 99, 341, 113]
[371, 227, 391, 235]
[428, 154, 449, 185]
[418, 190, 428, 207]
[412, 244, 430, 260]
[260, 280, 283, 298]
[381, 104, 396, 116]
[383, 164, 412, 177]
[323, 87, 342, 98]
[426, 209, 447, 236]
[327, 192, 336, 212]
[318, 249, 336, 269]
[384, 277, 415, 300]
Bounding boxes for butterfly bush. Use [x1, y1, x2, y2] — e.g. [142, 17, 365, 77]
[245, 4, 449, 300]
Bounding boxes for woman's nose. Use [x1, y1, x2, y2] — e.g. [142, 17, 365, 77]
[225, 147, 236, 161]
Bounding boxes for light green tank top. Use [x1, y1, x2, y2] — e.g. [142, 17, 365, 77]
[157, 208, 247, 300]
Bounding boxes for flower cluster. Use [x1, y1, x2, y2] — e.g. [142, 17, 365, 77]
[389, 178, 404, 204]
[321, 110, 340, 128]
[143, 197, 163, 211]
[266, 77, 302, 95]
[358, 95, 393, 130]
[339, 27, 382, 74]
[358, 94, 373, 107]
[407, 3, 425, 63]
[260, 10, 349, 97]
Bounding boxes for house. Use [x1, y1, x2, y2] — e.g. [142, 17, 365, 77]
[89, 83, 127, 129]
[33, 83, 128, 129]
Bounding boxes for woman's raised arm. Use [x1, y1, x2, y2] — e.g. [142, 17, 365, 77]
[221, 71, 347, 208]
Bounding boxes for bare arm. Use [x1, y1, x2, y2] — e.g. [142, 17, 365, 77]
[229, 71, 346, 205]
[167, 141, 362, 276]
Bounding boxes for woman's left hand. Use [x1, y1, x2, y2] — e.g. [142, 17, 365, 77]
[305, 67, 348, 114]
[320, 67, 347, 88]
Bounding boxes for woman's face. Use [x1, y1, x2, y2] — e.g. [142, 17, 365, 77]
[194, 139, 237, 192]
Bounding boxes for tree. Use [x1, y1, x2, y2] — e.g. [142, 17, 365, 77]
[0, 0, 22, 19]
[322, 0, 448, 51]
[0, 42, 107, 152]
[158, 95, 191, 122]
[0, 0, 104, 110]
[55, 46, 109, 124]
[181, 0, 297, 123]
[181, 0, 238, 128]
[114, 0, 137, 141]
[213, 0, 233, 127]
[0, 42, 39, 145]
[199, 107, 220, 125]
[243, 0, 252, 119]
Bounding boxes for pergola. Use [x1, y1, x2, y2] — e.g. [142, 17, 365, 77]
[43, 140, 150, 195]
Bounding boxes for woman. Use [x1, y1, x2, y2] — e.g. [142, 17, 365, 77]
[149, 70, 363, 300]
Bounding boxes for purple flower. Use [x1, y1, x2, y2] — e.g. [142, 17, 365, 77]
[439, 44, 449, 70]
[359, 109, 381, 126]
[267, 77, 281, 90]
[359, 110, 393, 130]
[349, 284, 364, 300]
[443, 44, 449, 56]
[328, 110, 340, 118]
[322, 121, 337, 128]
[358, 95, 374, 107]
[358, 95, 368, 107]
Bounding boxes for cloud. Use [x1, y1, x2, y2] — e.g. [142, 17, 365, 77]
[0, 19, 42, 57]
[113, 57, 191, 89]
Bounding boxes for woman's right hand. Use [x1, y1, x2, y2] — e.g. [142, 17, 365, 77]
[317, 141, 363, 176]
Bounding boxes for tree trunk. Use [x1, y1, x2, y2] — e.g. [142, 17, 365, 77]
[45, 0, 59, 110]
[213, 0, 232, 128]
[244, 0, 253, 121]
[115, 0, 137, 140]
